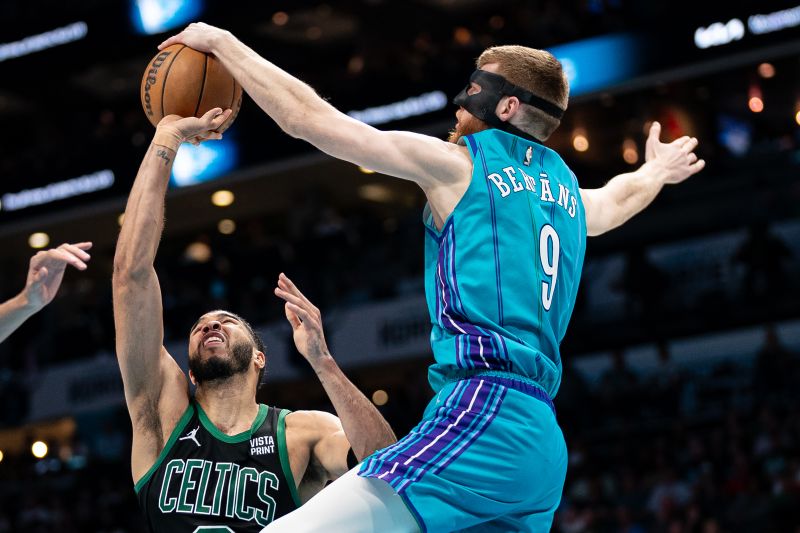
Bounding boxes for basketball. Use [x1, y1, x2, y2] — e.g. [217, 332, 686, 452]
[140, 44, 242, 131]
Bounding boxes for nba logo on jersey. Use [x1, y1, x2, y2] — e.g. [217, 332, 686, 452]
[250, 435, 275, 456]
[523, 145, 533, 166]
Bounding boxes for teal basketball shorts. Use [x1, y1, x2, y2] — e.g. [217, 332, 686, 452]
[359, 371, 568, 532]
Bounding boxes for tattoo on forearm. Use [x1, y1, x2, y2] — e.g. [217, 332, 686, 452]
[156, 149, 172, 165]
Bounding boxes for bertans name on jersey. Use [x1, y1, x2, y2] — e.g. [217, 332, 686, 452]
[487, 166, 578, 219]
[250, 435, 275, 456]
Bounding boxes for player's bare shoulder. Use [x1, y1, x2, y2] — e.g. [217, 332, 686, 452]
[284, 409, 342, 443]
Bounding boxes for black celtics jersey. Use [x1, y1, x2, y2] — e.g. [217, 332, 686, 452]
[135, 401, 300, 532]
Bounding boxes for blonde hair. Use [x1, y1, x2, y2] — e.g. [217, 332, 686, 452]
[477, 45, 569, 141]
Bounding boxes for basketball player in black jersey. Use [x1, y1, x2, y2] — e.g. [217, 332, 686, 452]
[113, 109, 398, 532]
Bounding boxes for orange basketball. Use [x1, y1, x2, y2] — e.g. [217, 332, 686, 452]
[140, 44, 242, 131]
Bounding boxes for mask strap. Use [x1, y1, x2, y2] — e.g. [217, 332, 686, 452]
[471, 70, 565, 120]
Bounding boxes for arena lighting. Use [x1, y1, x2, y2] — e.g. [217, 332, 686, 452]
[748, 5, 800, 35]
[170, 138, 238, 188]
[28, 232, 50, 249]
[758, 63, 776, 79]
[572, 129, 589, 152]
[185, 242, 212, 263]
[358, 166, 376, 174]
[347, 91, 448, 126]
[371, 390, 389, 406]
[131, 0, 204, 35]
[1, 170, 114, 212]
[358, 184, 394, 203]
[0, 450, 4, 463]
[693, 5, 800, 50]
[489, 15, 505, 30]
[453, 27, 472, 46]
[0, 22, 88, 63]
[795, 108, 800, 126]
[548, 33, 644, 97]
[749, 85, 764, 113]
[718, 114, 752, 156]
[272, 11, 289, 26]
[694, 19, 745, 49]
[622, 138, 638, 164]
[31, 441, 48, 459]
[211, 190, 234, 207]
[117, 213, 125, 227]
[217, 219, 236, 235]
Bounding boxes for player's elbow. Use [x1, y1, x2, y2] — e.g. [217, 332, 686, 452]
[112, 260, 153, 288]
[281, 116, 305, 139]
[281, 106, 322, 140]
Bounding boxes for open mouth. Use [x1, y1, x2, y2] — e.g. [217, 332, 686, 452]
[202, 333, 226, 348]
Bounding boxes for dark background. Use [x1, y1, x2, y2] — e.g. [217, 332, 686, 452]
[1, 1, 800, 532]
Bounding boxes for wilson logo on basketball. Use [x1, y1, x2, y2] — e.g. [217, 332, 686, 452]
[142, 50, 171, 118]
[139, 44, 242, 131]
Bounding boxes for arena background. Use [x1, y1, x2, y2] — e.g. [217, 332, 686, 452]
[1, 1, 800, 531]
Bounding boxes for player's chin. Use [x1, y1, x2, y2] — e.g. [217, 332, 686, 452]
[202, 345, 230, 358]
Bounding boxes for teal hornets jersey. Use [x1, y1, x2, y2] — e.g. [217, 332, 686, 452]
[424, 129, 586, 398]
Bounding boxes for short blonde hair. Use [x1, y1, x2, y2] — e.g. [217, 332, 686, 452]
[477, 45, 569, 141]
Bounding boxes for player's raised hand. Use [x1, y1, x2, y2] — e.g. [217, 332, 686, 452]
[274, 273, 332, 365]
[644, 121, 706, 185]
[158, 22, 230, 54]
[157, 108, 232, 145]
[24, 242, 92, 310]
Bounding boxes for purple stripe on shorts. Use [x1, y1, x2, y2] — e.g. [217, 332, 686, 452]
[367, 379, 506, 491]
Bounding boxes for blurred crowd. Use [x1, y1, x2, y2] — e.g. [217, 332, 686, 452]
[554, 330, 800, 533]
[0, 192, 797, 387]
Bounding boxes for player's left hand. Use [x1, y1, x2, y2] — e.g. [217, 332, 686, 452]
[158, 22, 230, 54]
[644, 121, 706, 184]
[23, 242, 93, 310]
[274, 273, 332, 365]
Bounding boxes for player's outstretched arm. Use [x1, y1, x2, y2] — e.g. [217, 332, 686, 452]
[580, 121, 705, 236]
[0, 242, 92, 344]
[275, 273, 396, 472]
[159, 24, 470, 189]
[113, 109, 230, 481]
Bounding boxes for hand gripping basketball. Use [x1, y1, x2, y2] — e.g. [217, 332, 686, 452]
[153, 108, 232, 151]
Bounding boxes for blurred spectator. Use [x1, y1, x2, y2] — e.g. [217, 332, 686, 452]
[753, 326, 798, 400]
[621, 246, 669, 328]
[649, 341, 682, 417]
[599, 349, 640, 418]
[734, 223, 792, 304]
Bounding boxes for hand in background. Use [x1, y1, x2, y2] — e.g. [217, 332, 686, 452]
[644, 121, 706, 184]
[274, 273, 332, 367]
[23, 242, 92, 311]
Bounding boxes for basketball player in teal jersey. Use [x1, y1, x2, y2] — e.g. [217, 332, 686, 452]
[113, 110, 397, 532]
[0, 242, 92, 344]
[162, 25, 705, 532]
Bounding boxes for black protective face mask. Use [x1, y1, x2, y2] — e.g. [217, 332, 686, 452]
[452, 70, 565, 143]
